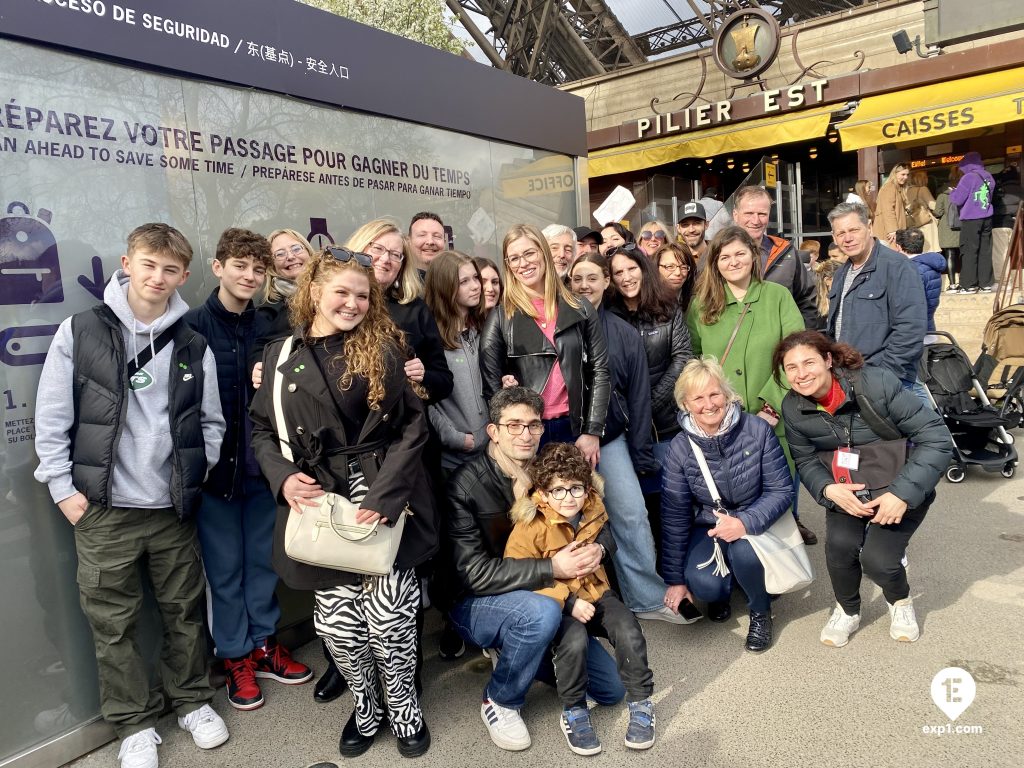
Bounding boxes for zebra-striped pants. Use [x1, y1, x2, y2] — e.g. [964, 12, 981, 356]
[313, 468, 423, 738]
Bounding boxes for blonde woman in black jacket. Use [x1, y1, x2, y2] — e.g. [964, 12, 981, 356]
[480, 224, 609, 467]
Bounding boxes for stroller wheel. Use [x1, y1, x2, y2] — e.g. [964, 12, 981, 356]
[1001, 464, 1016, 479]
[945, 465, 967, 483]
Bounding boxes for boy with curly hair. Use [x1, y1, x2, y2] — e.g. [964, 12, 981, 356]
[504, 442, 655, 756]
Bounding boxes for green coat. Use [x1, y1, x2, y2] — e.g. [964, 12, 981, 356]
[686, 280, 804, 463]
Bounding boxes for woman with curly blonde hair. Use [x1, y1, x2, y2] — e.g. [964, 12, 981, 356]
[250, 246, 438, 759]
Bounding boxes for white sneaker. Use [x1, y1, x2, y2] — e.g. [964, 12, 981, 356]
[888, 597, 920, 642]
[481, 698, 531, 751]
[820, 604, 861, 647]
[634, 605, 701, 625]
[177, 703, 229, 749]
[117, 728, 161, 768]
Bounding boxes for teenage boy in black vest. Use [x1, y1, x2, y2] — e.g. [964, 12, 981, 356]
[184, 228, 312, 713]
[34, 223, 228, 768]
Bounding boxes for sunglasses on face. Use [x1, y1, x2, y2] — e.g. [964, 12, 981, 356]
[640, 230, 667, 241]
[324, 246, 373, 268]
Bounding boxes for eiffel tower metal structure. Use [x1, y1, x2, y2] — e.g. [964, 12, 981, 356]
[444, 1, 865, 85]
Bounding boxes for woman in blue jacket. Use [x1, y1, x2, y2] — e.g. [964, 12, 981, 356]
[661, 358, 794, 652]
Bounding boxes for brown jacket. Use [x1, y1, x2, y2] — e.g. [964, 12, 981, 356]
[875, 180, 908, 238]
[504, 476, 610, 609]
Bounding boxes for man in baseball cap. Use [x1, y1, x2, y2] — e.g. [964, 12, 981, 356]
[573, 226, 603, 259]
[677, 202, 709, 271]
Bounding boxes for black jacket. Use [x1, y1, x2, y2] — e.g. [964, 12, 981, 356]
[442, 450, 615, 610]
[70, 305, 209, 519]
[599, 308, 658, 473]
[184, 290, 257, 500]
[251, 298, 291, 373]
[480, 295, 609, 437]
[781, 365, 953, 509]
[249, 332, 439, 590]
[761, 234, 819, 329]
[387, 296, 454, 404]
[610, 305, 692, 439]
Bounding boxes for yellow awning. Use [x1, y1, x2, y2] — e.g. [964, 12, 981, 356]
[587, 105, 835, 178]
[840, 67, 1024, 151]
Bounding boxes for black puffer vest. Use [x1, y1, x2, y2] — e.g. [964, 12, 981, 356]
[70, 305, 209, 519]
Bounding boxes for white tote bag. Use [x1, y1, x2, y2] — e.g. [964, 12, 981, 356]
[688, 437, 813, 594]
[272, 336, 406, 576]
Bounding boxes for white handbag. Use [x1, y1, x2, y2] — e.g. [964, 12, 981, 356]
[688, 437, 813, 595]
[272, 336, 407, 576]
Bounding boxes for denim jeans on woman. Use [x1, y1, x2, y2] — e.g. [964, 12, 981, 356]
[598, 434, 667, 613]
[683, 527, 771, 613]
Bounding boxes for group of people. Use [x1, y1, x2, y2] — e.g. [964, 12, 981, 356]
[33, 187, 954, 767]
[848, 153, 1020, 295]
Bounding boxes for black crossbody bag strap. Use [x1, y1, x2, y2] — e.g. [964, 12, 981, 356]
[126, 320, 181, 377]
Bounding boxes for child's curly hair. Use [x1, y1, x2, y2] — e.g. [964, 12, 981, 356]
[528, 443, 592, 493]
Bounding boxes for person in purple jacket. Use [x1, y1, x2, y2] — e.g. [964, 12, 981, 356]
[950, 152, 996, 294]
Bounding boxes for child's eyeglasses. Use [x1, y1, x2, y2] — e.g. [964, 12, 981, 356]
[548, 485, 587, 500]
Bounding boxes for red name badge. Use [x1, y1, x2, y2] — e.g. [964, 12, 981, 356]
[831, 447, 860, 483]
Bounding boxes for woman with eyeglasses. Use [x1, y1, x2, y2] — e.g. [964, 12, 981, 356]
[600, 222, 634, 256]
[568, 255, 691, 625]
[480, 224, 609, 468]
[606, 244, 692, 456]
[249, 246, 438, 758]
[473, 257, 503, 314]
[251, 229, 315, 372]
[423, 251, 488, 471]
[655, 241, 697, 312]
[637, 220, 671, 259]
[346, 219, 453, 404]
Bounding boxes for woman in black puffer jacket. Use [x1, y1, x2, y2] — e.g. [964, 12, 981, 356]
[774, 331, 952, 649]
[606, 244, 693, 454]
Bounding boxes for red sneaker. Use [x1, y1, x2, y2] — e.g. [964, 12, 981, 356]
[251, 638, 313, 685]
[224, 656, 264, 710]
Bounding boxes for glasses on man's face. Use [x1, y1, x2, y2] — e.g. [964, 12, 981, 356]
[324, 246, 373, 268]
[506, 248, 541, 270]
[640, 230, 667, 241]
[273, 244, 306, 261]
[547, 484, 587, 500]
[366, 242, 405, 263]
[497, 421, 545, 436]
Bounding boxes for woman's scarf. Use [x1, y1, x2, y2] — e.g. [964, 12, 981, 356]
[681, 400, 741, 439]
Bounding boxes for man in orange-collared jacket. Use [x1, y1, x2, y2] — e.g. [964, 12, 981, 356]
[732, 185, 819, 328]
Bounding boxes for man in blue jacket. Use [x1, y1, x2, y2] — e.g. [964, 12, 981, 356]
[827, 203, 927, 388]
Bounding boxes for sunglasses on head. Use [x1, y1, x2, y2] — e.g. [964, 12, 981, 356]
[324, 246, 373, 268]
[640, 229, 667, 241]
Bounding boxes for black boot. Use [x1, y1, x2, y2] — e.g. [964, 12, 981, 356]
[707, 600, 732, 623]
[745, 611, 773, 653]
[339, 710, 376, 758]
[314, 641, 347, 703]
[396, 721, 431, 758]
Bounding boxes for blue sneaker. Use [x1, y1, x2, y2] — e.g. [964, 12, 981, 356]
[560, 706, 601, 756]
[625, 699, 656, 750]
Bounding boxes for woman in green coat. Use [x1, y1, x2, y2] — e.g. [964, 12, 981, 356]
[686, 225, 815, 544]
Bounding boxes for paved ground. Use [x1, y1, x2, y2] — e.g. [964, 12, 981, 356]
[70, 470, 1024, 768]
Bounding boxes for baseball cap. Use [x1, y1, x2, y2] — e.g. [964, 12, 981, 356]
[678, 202, 707, 222]
[573, 226, 603, 244]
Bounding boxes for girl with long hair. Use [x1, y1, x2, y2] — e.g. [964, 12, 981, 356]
[249, 246, 438, 758]
[811, 257, 841, 330]
[423, 251, 488, 470]
[600, 222, 634, 256]
[473, 256, 503, 314]
[874, 164, 911, 244]
[480, 224, 609, 467]
[605, 244, 692, 450]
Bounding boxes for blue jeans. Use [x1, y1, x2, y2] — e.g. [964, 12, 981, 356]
[598, 435, 666, 612]
[450, 591, 624, 708]
[683, 528, 771, 614]
[539, 415, 575, 447]
[195, 477, 280, 659]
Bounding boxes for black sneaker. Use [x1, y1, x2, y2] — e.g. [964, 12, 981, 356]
[796, 521, 818, 546]
[438, 621, 466, 660]
[745, 611, 773, 653]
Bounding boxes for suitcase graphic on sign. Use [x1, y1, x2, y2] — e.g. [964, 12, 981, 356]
[0, 202, 63, 305]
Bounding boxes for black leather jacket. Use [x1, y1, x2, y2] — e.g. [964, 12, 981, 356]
[480, 295, 609, 437]
[610, 305, 692, 439]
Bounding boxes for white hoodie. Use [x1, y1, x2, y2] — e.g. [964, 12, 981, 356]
[33, 270, 224, 508]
